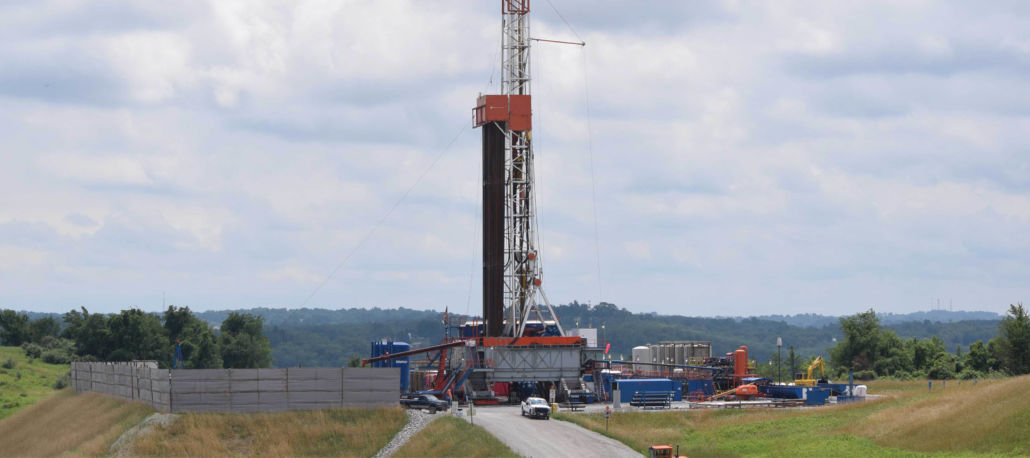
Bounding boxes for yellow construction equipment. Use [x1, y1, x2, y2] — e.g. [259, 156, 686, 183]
[794, 356, 827, 386]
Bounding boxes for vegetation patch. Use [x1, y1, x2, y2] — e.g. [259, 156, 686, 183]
[130, 406, 406, 457]
[0, 390, 154, 456]
[0, 346, 70, 419]
[556, 378, 1030, 456]
[394, 416, 519, 458]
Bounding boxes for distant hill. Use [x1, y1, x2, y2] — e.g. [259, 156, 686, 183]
[7, 304, 1004, 368]
[757, 310, 1001, 328]
[193, 306, 441, 328]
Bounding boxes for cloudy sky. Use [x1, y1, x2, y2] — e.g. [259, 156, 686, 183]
[1, 1, 1027, 316]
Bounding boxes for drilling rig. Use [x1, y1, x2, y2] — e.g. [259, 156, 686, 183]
[366, 1, 592, 405]
[474, 0, 564, 339]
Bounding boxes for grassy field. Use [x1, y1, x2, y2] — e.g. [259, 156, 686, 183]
[0, 346, 69, 420]
[394, 416, 519, 458]
[0, 390, 154, 456]
[131, 406, 407, 457]
[555, 376, 1030, 456]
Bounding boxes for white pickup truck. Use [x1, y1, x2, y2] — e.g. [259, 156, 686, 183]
[521, 396, 551, 419]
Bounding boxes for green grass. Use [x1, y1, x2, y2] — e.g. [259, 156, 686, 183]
[0, 346, 69, 420]
[555, 377, 1030, 457]
[132, 407, 407, 457]
[394, 416, 519, 458]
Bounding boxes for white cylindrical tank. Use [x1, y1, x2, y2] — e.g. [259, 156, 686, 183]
[675, 344, 685, 365]
[632, 346, 649, 363]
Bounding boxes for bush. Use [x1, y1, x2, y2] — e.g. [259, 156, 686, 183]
[42, 349, 73, 365]
[53, 372, 70, 390]
[1, 358, 15, 369]
[853, 370, 877, 381]
[21, 343, 43, 360]
[958, 369, 984, 380]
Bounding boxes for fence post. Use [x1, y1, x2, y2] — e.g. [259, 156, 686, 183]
[169, 370, 174, 413]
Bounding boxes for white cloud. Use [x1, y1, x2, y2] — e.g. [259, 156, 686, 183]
[0, 1, 1027, 316]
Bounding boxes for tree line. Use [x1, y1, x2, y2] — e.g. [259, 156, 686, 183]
[829, 304, 1030, 380]
[0, 306, 270, 369]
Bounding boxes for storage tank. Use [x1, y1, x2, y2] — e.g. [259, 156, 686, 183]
[632, 346, 650, 363]
[734, 346, 748, 378]
[649, 345, 660, 364]
[674, 344, 685, 365]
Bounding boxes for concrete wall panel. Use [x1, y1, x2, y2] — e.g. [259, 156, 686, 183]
[172, 379, 230, 393]
[170, 369, 229, 381]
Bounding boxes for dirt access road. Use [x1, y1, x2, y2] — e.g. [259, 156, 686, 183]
[465, 405, 640, 457]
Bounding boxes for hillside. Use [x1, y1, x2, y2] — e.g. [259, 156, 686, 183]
[558, 375, 1030, 456]
[252, 305, 1002, 367]
[0, 346, 69, 419]
[6, 306, 1003, 368]
[0, 389, 407, 457]
[131, 407, 406, 456]
[0, 390, 153, 456]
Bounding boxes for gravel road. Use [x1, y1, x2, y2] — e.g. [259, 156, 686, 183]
[466, 405, 641, 457]
[373, 409, 442, 458]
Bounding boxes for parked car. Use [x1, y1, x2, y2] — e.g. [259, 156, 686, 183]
[399, 393, 451, 413]
[521, 396, 551, 419]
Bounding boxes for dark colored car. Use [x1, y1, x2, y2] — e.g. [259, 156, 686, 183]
[399, 393, 451, 413]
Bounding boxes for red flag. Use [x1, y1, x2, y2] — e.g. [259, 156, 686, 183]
[605, 343, 611, 354]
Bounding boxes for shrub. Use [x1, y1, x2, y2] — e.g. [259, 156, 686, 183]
[1, 358, 15, 370]
[21, 343, 43, 360]
[42, 349, 72, 365]
[53, 372, 70, 390]
[958, 369, 984, 380]
[853, 370, 877, 381]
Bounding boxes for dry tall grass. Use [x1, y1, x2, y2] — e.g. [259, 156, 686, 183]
[0, 390, 154, 457]
[130, 407, 406, 457]
[393, 416, 518, 458]
[855, 375, 1030, 454]
[557, 377, 1030, 456]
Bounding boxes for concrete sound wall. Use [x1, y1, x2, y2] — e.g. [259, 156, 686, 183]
[71, 361, 169, 411]
[71, 362, 398, 413]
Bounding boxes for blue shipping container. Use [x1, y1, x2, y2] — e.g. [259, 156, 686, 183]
[370, 341, 410, 392]
[805, 388, 830, 405]
[612, 378, 683, 403]
[686, 380, 715, 398]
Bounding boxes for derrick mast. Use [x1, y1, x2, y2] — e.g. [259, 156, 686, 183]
[474, 0, 563, 338]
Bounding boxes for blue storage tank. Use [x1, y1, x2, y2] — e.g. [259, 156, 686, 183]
[612, 378, 682, 403]
[370, 341, 410, 392]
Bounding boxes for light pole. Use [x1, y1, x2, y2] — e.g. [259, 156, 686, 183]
[776, 337, 782, 384]
[601, 323, 606, 360]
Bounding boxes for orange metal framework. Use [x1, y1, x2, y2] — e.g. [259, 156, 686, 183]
[473, 95, 532, 131]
